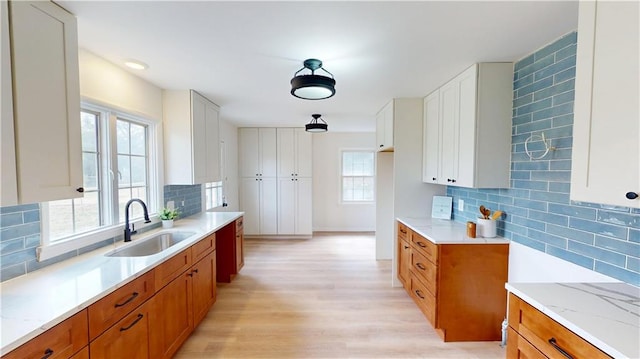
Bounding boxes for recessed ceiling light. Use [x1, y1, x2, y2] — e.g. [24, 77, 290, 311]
[124, 59, 148, 70]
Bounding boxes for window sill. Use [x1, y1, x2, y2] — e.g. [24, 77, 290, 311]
[37, 217, 160, 261]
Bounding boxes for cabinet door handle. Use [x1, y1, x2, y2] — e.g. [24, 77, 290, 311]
[114, 292, 139, 308]
[120, 313, 144, 331]
[432, 177, 436, 181]
[379, 144, 384, 148]
[416, 263, 426, 270]
[192, 269, 199, 274]
[626, 192, 639, 200]
[41, 348, 54, 359]
[76, 187, 84, 193]
[451, 179, 456, 183]
[548, 338, 574, 359]
[400, 229, 407, 234]
[404, 245, 409, 249]
[417, 242, 427, 248]
[415, 289, 425, 299]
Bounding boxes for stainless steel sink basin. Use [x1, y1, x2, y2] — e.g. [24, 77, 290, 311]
[107, 231, 196, 257]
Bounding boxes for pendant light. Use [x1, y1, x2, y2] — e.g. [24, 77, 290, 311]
[291, 59, 336, 100]
[305, 114, 328, 133]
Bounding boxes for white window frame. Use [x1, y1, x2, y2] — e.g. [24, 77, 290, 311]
[340, 149, 376, 204]
[38, 102, 162, 261]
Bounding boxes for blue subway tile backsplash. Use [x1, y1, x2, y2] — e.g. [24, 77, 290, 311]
[0, 184, 203, 282]
[447, 32, 640, 286]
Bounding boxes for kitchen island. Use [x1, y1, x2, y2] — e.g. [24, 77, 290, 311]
[0, 211, 243, 357]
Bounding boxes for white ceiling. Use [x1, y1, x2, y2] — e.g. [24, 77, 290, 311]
[58, 1, 579, 132]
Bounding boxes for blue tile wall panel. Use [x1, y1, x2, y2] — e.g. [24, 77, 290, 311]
[446, 32, 640, 286]
[1, 184, 203, 282]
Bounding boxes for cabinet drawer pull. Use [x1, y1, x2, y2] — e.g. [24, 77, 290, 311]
[415, 289, 425, 299]
[114, 291, 139, 308]
[400, 229, 407, 234]
[404, 245, 409, 249]
[120, 314, 144, 331]
[417, 242, 427, 248]
[548, 337, 574, 359]
[41, 348, 54, 359]
[416, 263, 426, 270]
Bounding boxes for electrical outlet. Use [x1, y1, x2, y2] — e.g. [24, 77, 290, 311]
[458, 199, 464, 212]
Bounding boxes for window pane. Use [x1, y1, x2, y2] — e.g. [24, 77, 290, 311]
[363, 177, 375, 201]
[81, 112, 97, 152]
[343, 178, 353, 201]
[73, 192, 100, 232]
[118, 155, 131, 186]
[117, 120, 130, 154]
[82, 153, 99, 190]
[48, 199, 74, 239]
[130, 123, 146, 156]
[130, 156, 146, 186]
[343, 152, 353, 176]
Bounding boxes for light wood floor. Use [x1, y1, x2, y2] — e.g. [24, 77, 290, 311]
[174, 233, 505, 359]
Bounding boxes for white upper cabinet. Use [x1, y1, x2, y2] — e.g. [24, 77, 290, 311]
[1, 1, 18, 206]
[571, 0, 639, 208]
[423, 63, 513, 188]
[376, 100, 394, 151]
[163, 90, 220, 185]
[238, 128, 277, 178]
[277, 128, 312, 178]
[422, 91, 440, 184]
[7, 1, 83, 204]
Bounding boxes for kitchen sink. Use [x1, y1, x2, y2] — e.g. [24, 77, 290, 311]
[107, 231, 196, 257]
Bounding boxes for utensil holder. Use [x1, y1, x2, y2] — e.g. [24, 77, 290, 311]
[477, 218, 496, 238]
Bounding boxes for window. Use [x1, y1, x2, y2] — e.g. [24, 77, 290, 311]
[204, 181, 224, 210]
[42, 104, 159, 257]
[341, 151, 375, 202]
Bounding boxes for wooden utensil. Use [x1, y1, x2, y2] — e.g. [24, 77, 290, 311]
[479, 205, 490, 219]
[491, 210, 503, 220]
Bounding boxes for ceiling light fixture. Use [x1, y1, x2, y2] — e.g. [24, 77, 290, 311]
[291, 59, 336, 100]
[305, 114, 328, 133]
[124, 59, 149, 70]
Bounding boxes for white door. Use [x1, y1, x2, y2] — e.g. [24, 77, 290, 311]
[422, 91, 440, 184]
[439, 81, 458, 185]
[239, 128, 260, 178]
[456, 65, 478, 188]
[260, 128, 277, 177]
[295, 128, 313, 177]
[10, 1, 83, 203]
[204, 100, 220, 182]
[260, 177, 278, 234]
[277, 177, 296, 234]
[240, 178, 260, 235]
[277, 128, 295, 178]
[191, 92, 207, 184]
[295, 177, 313, 235]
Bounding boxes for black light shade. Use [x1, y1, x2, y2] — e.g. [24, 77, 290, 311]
[305, 114, 328, 133]
[291, 59, 336, 100]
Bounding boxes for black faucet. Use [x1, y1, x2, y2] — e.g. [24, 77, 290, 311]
[124, 198, 152, 242]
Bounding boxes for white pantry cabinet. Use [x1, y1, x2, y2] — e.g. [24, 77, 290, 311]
[376, 100, 394, 152]
[239, 128, 277, 178]
[571, 0, 639, 208]
[277, 128, 312, 178]
[240, 177, 277, 235]
[422, 91, 440, 184]
[5, 0, 83, 204]
[277, 177, 312, 235]
[163, 90, 220, 185]
[423, 63, 512, 188]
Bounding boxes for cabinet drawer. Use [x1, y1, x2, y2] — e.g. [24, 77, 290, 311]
[506, 327, 546, 359]
[410, 233, 437, 264]
[192, 233, 215, 263]
[508, 293, 611, 359]
[88, 270, 155, 340]
[155, 248, 192, 289]
[410, 250, 437, 296]
[2, 310, 88, 359]
[410, 276, 436, 327]
[398, 222, 409, 242]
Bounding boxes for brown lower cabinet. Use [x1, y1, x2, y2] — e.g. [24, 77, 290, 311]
[507, 293, 611, 358]
[397, 220, 509, 342]
[2, 218, 243, 359]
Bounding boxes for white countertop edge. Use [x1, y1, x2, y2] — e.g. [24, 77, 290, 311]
[505, 283, 625, 359]
[0, 211, 243, 355]
[396, 217, 509, 244]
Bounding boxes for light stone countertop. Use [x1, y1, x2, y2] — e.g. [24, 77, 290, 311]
[397, 217, 510, 244]
[506, 282, 640, 358]
[0, 211, 243, 355]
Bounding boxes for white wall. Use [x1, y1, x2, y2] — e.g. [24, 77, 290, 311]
[78, 49, 162, 121]
[312, 132, 376, 232]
